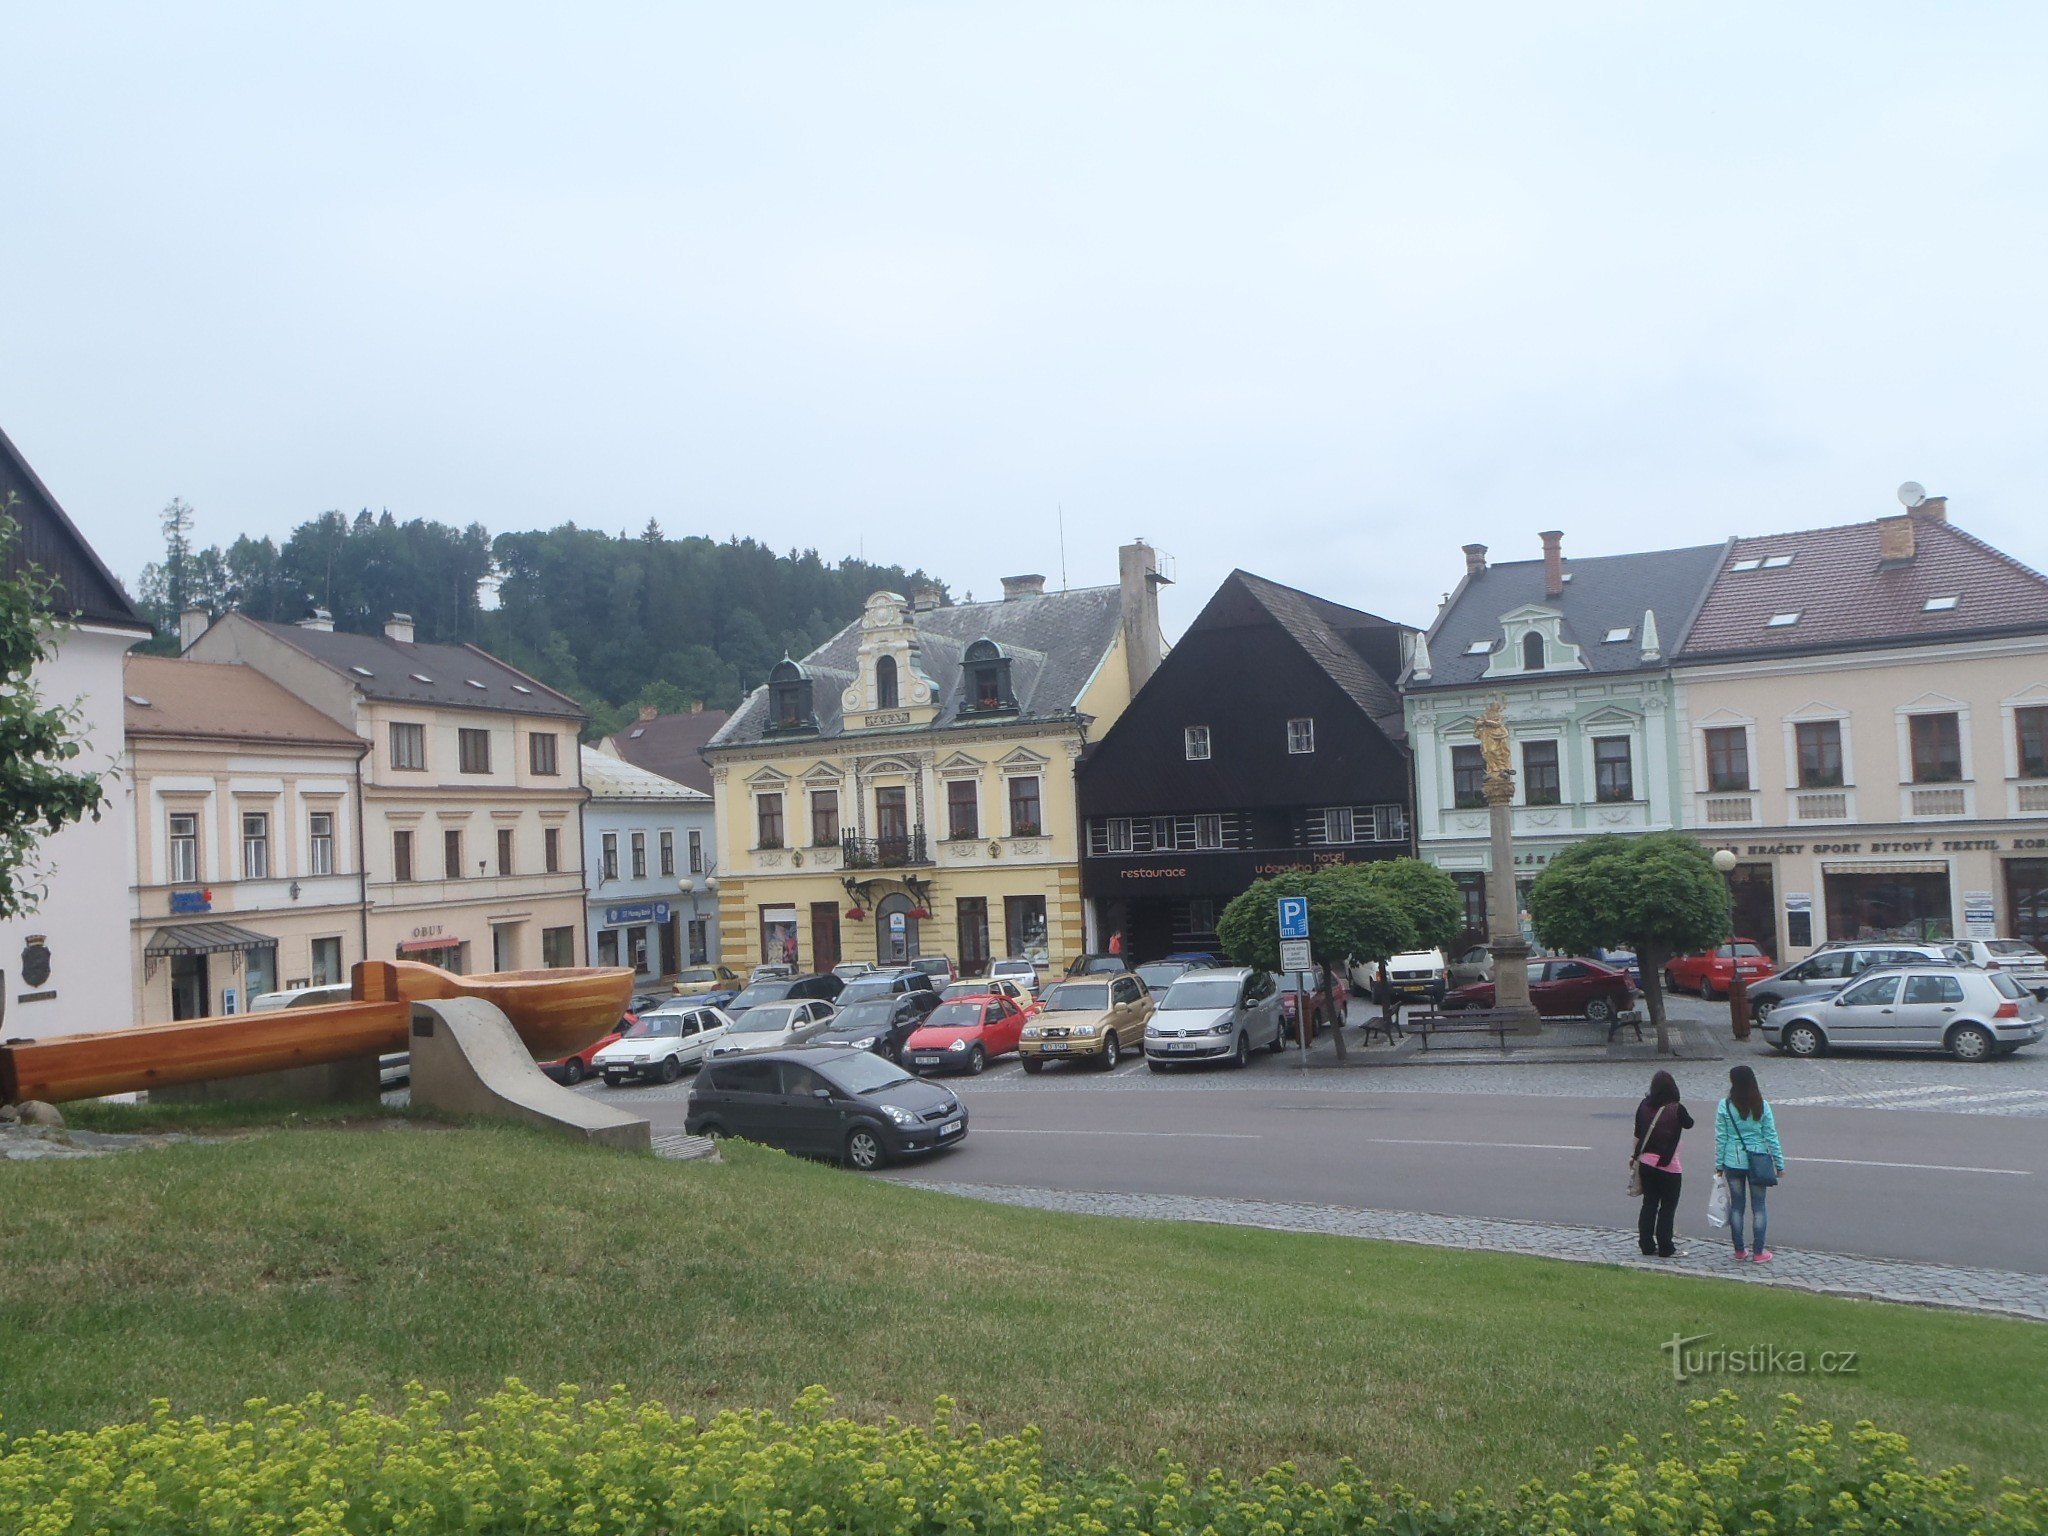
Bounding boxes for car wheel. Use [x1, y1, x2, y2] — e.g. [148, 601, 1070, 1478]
[1268, 1026, 1287, 1054]
[844, 1126, 886, 1171]
[967, 1044, 987, 1075]
[1021, 1055, 1045, 1074]
[1099, 1032, 1120, 1069]
[1783, 1022, 1824, 1058]
[1233, 1033, 1250, 1069]
[658, 1055, 683, 1084]
[696, 1120, 727, 1140]
[1585, 996, 1615, 1024]
[1663, 969, 1682, 994]
[1947, 1024, 1994, 1063]
[1703, 978, 1724, 1001]
[560, 1057, 585, 1085]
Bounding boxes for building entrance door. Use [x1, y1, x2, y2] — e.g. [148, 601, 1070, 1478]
[955, 897, 989, 975]
[810, 902, 842, 972]
[1729, 864, 1778, 954]
[169, 953, 209, 1019]
[875, 893, 919, 965]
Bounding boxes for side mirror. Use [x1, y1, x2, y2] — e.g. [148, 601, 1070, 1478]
[812, 1087, 834, 1101]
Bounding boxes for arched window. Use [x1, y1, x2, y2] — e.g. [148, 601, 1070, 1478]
[961, 638, 1014, 713]
[1521, 631, 1545, 672]
[875, 655, 899, 709]
[766, 658, 815, 734]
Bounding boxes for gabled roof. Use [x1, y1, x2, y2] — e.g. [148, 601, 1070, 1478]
[243, 618, 584, 719]
[1679, 513, 2048, 660]
[1227, 571, 1408, 732]
[1410, 542, 1726, 690]
[0, 425, 150, 633]
[581, 744, 710, 803]
[710, 585, 1126, 750]
[601, 708, 731, 793]
[123, 655, 367, 749]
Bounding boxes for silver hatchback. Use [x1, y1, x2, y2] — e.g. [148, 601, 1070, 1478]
[1144, 967, 1285, 1069]
[1763, 966, 2046, 1061]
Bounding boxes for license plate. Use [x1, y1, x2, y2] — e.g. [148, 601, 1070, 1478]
[938, 1120, 962, 1137]
[1038, 1042, 1069, 1053]
[911, 1055, 941, 1066]
[1167, 1040, 1200, 1052]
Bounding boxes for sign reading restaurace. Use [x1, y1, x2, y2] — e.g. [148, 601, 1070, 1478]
[1277, 896, 1309, 941]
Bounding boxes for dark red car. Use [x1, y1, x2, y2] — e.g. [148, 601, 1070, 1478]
[1442, 958, 1635, 1023]
[902, 995, 1029, 1075]
[541, 1012, 631, 1085]
[1663, 940, 1775, 999]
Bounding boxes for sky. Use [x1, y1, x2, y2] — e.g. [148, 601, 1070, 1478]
[6, 2, 2046, 640]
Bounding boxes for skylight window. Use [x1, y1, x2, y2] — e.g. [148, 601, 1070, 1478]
[511, 684, 534, 695]
[1923, 595, 1959, 612]
[126, 694, 151, 707]
[1729, 558, 1763, 573]
[1603, 626, 1632, 643]
[1463, 640, 1491, 656]
[410, 672, 433, 683]
[350, 666, 375, 677]
[1766, 612, 1801, 628]
[1760, 554, 1794, 569]
[629, 726, 646, 738]
[465, 679, 487, 690]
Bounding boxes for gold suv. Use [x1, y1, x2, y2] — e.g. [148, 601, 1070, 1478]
[1019, 973, 1155, 1071]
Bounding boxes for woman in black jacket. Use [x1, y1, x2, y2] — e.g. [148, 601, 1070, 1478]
[1633, 1069, 1695, 1257]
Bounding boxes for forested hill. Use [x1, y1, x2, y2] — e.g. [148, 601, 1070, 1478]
[135, 509, 943, 737]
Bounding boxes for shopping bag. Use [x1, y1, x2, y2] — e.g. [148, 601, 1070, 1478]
[1706, 1173, 1729, 1228]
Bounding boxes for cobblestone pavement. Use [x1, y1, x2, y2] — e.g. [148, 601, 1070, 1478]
[899, 1179, 2048, 1322]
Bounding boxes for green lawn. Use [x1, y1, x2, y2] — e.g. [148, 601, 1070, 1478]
[5, 1112, 2043, 1499]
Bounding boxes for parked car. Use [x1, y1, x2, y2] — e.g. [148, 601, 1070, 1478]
[542, 1015, 629, 1084]
[807, 994, 929, 1061]
[941, 977, 1039, 1015]
[1947, 938, 2048, 992]
[902, 995, 1030, 1075]
[684, 1046, 967, 1169]
[708, 998, 839, 1057]
[595, 1004, 732, 1085]
[1065, 954, 1128, 978]
[1763, 965, 2046, 1061]
[672, 965, 741, 998]
[1019, 974, 1155, 1071]
[1747, 943, 1958, 1018]
[1663, 940, 1775, 998]
[1444, 945, 1494, 989]
[909, 955, 958, 987]
[1594, 947, 1642, 988]
[1134, 958, 1203, 992]
[1378, 949, 1448, 1006]
[835, 968, 940, 1012]
[1441, 957, 1635, 1023]
[251, 984, 406, 1087]
[1145, 967, 1285, 1069]
[988, 956, 1043, 996]
[750, 963, 795, 982]
[830, 961, 875, 981]
[1280, 971, 1350, 1034]
[722, 973, 844, 1017]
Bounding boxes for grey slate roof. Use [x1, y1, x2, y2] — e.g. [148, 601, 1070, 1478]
[1233, 572, 1406, 732]
[710, 585, 1126, 749]
[602, 708, 731, 793]
[248, 619, 585, 719]
[1409, 543, 1727, 691]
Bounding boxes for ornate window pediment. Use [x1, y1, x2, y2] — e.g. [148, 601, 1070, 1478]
[1483, 604, 1586, 678]
[745, 764, 791, 786]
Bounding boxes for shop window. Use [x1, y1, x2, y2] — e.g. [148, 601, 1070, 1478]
[1824, 870, 1953, 943]
[242, 812, 270, 879]
[598, 929, 620, 966]
[761, 905, 799, 967]
[1454, 872, 1489, 941]
[947, 780, 979, 840]
[542, 926, 575, 967]
[310, 936, 343, 986]
[1522, 741, 1560, 805]
[1704, 727, 1750, 792]
[390, 722, 426, 771]
[2006, 859, 2048, 949]
[875, 655, 899, 710]
[1796, 721, 1844, 787]
[2018, 707, 2048, 779]
[458, 728, 491, 774]
[1451, 745, 1486, 808]
[1004, 894, 1048, 964]
[444, 828, 465, 879]
[756, 793, 784, 850]
[811, 791, 840, 846]
[601, 832, 619, 880]
[1008, 776, 1041, 836]
[1521, 632, 1545, 671]
[393, 829, 414, 883]
[309, 811, 335, 876]
[528, 733, 558, 775]
[1909, 712, 1963, 784]
[168, 812, 199, 884]
[1593, 737, 1634, 802]
[544, 826, 561, 873]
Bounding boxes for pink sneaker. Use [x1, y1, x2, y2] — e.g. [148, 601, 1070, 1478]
[1753, 1250, 1774, 1264]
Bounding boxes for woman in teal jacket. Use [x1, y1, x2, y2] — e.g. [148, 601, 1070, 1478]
[1715, 1063, 1785, 1262]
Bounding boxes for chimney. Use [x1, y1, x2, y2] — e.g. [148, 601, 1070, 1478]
[638, 705, 659, 722]
[1911, 495, 1948, 523]
[690, 700, 704, 714]
[1000, 574, 1046, 601]
[1540, 531, 1564, 599]
[383, 612, 415, 644]
[299, 607, 335, 632]
[1877, 514, 1917, 564]
[179, 606, 210, 651]
[1117, 539, 1169, 693]
[1462, 543, 1488, 577]
[911, 584, 943, 612]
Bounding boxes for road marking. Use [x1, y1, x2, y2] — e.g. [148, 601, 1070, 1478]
[1797, 1156, 2032, 1176]
[1364, 1137, 1593, 1151]
[972, 1128, 1261, 1140]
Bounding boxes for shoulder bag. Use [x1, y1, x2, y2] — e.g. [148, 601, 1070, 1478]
[1627, 1103, 1671, 1198]
[1723, 1101, 1779, 1187]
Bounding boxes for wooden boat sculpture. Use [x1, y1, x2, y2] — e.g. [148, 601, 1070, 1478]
[0, 960, 634, 1106]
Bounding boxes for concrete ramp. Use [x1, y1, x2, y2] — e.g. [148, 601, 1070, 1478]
[408, 998, 651, 1153]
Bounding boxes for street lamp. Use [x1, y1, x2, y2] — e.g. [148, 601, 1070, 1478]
[1711, 848, 1738, 874]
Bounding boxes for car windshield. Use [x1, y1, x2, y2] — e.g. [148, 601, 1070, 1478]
[1163, 976, 1241, 1010]
[838, 979, 896, 1005]
[827, 999, 897, 1031]
[992, 961, 1033, 977]
[1135, 964, 1184, 990]
[1988, 940, 2041, 958]
[731, 1006, 798, 1033]
[625, 1013, 685, 1037]
[824, 1053, 917, 1095]
[941, 983, 993, 1001]
[1044, 983, 1109, 1010]
[923, 1001, 986, 1029]
[728, 983, 790, 1011]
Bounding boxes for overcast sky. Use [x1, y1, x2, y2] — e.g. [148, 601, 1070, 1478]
[6, 3, 2044, 638]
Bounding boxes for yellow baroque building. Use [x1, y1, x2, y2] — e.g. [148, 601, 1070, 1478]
[704, 545, 1165, 977]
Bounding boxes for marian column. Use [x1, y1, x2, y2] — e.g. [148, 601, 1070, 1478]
[1476, 698, 1541, 1035]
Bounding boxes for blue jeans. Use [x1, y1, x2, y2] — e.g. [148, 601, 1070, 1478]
[1725, 1168, 1768, 1254]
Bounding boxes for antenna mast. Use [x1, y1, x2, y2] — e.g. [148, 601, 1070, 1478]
[1058, 503, 1068, 591]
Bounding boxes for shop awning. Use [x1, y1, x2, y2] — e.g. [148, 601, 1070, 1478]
[1823, 861, 1950, 876]
[397, 936, 459, 954]
[144, 921, 274, 957]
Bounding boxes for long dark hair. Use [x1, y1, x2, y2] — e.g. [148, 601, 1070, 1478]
[1646, 1070, 1680, 1106]
[1727, 1064, 1765, 1121]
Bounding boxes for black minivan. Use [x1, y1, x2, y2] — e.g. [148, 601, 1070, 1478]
[720, 973, 844, 1017]
[685, 1046, 968, 1170]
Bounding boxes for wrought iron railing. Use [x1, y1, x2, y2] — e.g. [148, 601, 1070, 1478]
[841, 828, 931, 868]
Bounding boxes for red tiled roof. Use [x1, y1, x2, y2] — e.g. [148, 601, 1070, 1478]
[1679, 515, 2048, 658]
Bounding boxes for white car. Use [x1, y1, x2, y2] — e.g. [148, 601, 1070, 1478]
[1763, 966, 2045, 1061]
[708, 998, 839, 1057]
[1381, 949, 1449, 1005]
[1947, 938, 2048, 992]
[940, 977, 1038, 1012]
[988, 957, 1043, 996]
[595, 1004, 732, 1085]
[831, 961, 874, 981]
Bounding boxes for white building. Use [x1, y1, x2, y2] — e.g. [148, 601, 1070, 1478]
[0, 428, 153, 1041]
[582, 746, 719, 979]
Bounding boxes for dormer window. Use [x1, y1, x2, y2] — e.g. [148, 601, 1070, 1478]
[875, 655, 899, 710]
[765, 658, 816, 735]
[960, 638, 1016, 715]
[1521, 632, 1545, 671]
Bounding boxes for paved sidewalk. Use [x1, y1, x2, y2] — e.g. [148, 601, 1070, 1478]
[900, 1180, 2047, 1322]
[1306, 1015, 1724, 1066]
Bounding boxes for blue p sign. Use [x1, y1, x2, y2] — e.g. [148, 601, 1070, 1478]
[1277, 896, 1309, 940]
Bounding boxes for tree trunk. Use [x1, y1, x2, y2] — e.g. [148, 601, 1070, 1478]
[1636, 943, 1671, 1056]
[1320, 961, 1346, 1063]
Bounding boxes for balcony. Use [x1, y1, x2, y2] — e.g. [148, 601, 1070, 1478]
[1701, 793, 1756, 825]
[841, 828, 932, 869]
[1793, 790, 1850, 822]
[1904, 784, 1971, 820]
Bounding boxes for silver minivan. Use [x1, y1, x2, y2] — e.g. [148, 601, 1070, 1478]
[1763, 966, 2046, 1061]
[1144, 967, 1284, 1069]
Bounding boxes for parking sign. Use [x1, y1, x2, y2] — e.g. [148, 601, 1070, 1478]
[1277, 896, 1309, 940]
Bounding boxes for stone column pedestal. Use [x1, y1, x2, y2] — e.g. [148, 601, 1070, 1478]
[1484, 783, 1542, 1036]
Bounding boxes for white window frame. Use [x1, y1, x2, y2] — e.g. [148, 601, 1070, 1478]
[1893, 695, 1973, 786]
[168, 812, 199, 885]
[1287, 718, 1315, 755]
[1324, 806, 1355, 844]
[1106, 817, 1134, 854]
[390, 721, 426, 771]
[242, 811, 271, 880]
[1193, 814, 1223, 850]
[308, 811, 335, 876]
[1184, 725, 1211, 761]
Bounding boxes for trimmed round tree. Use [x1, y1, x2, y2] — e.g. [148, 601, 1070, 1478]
[1218, 866, 1416, 1060]
[1352, 858, 1465, 957]
[1524, 831, 1732, 1054]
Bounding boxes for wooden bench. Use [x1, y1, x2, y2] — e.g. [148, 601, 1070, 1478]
[1404, 1007, 1529, 1051]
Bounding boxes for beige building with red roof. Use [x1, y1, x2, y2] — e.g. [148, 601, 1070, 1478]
[124, 654, 370, 1022]
[1674, 493, 2048, 960]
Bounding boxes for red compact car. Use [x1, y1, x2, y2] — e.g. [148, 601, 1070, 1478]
[1281, 973, 1350, 1035]
[541, 1012, 630, 1085]
[1441, 958, 1635, 1023]
[902, 995, 1028, 1075]
[1664, 940, 1775, 999]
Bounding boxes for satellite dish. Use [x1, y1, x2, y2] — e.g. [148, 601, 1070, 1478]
[1897, 481, 1926, 509]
